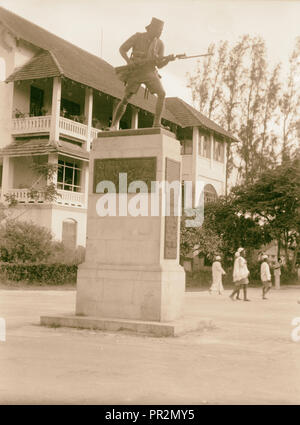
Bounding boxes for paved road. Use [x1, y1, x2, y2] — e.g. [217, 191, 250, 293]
[0, 287, 300, 404]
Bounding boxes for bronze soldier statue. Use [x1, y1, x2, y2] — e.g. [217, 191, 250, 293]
[110, 17, 173, 130]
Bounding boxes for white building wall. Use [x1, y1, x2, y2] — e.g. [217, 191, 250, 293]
[8, 205, 53, 230]
[181, 127, 227, 197]
[197, 157, 225, 196]
[12, 155, 47, 189]
[0, 23, 15, 149]
[182, 156, 225, 196]
[7, 204, 87, 247]
[0, 26, 38, 149]
[51, 207, 87, 247]
[182, 155, 193, 182]
[13, 81, 31, 116]
[14, 40, 39, 68]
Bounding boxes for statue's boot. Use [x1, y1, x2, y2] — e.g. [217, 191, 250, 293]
[110, 100, 128, 130]
[152, 95, 165, 127]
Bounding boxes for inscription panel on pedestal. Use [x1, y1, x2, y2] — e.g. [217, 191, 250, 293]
[93, 157, 156, 193]
[164, 158, 181, 259]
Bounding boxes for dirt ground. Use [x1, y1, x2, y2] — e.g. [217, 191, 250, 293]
[0, 286, 300, 405]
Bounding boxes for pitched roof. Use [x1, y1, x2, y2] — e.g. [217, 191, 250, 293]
[59, 140, 89, 160]
[0, 7, 122, 95]
[0, 138, 89, 160]
[0, 7, 179, 122]
[6, 50, 62, 82]
[0, 6, 237, 142]
[0, 138, 56, 156]
[165, 97, 239, 142]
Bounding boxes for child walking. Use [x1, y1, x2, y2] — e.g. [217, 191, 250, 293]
[261, 254, 272, 299]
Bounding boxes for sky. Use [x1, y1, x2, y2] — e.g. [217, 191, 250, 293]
[0, 0, 299, 104]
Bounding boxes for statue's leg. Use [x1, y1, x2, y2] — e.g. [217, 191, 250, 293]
[146, 76, 166, 128]
[110, 98, 128, 130]
[110, 92, 133, 130]
[153, 90, 166, 127]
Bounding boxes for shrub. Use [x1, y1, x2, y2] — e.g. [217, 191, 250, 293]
[280, 268, 298, 285]
[48, 242, 85, 265]
[0, 219, 53, 263]
[0, 219, 86, 266]
[0, 263, 78, 285]
[186, 269, 235, 288]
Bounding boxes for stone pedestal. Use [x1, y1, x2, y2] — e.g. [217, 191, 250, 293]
[76, 128, 185, 322]
[40, 128, 213, 336]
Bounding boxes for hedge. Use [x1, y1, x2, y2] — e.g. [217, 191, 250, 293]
[0, 263, 78, 285]
[186, 267, 299, 288]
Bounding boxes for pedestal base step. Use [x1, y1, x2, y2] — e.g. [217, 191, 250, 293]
[40, 314, 215, 337]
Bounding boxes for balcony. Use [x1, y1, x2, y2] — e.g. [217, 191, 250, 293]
[5, 188, 86, 208]
[11, 115, 100, 143]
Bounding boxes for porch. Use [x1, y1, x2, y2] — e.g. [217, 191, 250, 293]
[5, 188, 86, 208]
[10, 76, 140, 146]
[11, 115, 99, 143]
[0, 153, 88, 209]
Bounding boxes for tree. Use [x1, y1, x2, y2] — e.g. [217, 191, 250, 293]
[180, 196, 269, 267]
[186, 35, 300, 189]
[203, 197, 270, 263]
[187, 41, 229, 121]
[233, 158, 300, 269]
[180, 216, 222, 260]
[257, 63, 281, 173]
[221, 35, 250, 193]
[0, 219, 53, 263]
[279, 37, 300, 162]
[187, 35, 281, 189]
[237, 37, 278, 183]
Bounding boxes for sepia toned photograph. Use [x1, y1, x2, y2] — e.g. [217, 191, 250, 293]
[0, 0, 300, 409]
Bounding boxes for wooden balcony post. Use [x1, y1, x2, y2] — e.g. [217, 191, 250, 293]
[131, 106, 139, 129]
[47, 153, 58, 187]
[192, 126, 199, 207]
[1, 156, 13, 202]
[210, 132, 214, 168]
[83, 162, 89, 209]
[84, 87, 93, 151]
[112, 98, 120, 130]
[50, 77, 62, 143]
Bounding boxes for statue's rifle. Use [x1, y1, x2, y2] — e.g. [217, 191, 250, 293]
[115, 53, 213, 83]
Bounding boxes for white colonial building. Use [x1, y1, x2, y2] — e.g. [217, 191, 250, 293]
[0, 7, 238, 248]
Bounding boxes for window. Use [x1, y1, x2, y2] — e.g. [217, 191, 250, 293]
[62, 219, 77, 249]
[200, 135, 211, 158]
[182, 139, 193, 155]
[0, 58, 5, 82]
[0, 164, 3, 187]
[198, 137, 202, 155]
[57, 158, 82, 192]
[214, 140, 225, 163]
[30, 86, 44, 116]
[204, 184, 218, 204]
[61, 98, 80, 119]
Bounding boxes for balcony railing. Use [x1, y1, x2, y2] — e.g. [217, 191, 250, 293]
[11, 115, 99, 143]
[91, 127, 100, 139]
[58, 117, 87, 139]
[56, 189, 85, 207]
[5, 188, 86, 208]
[12, 116, 52, 134]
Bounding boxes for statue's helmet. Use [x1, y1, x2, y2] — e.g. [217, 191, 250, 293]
[145, 17, 164, 32]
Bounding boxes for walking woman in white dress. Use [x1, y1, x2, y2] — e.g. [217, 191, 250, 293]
[210, 255, 226, 294]
[230, 247, 250, 301]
